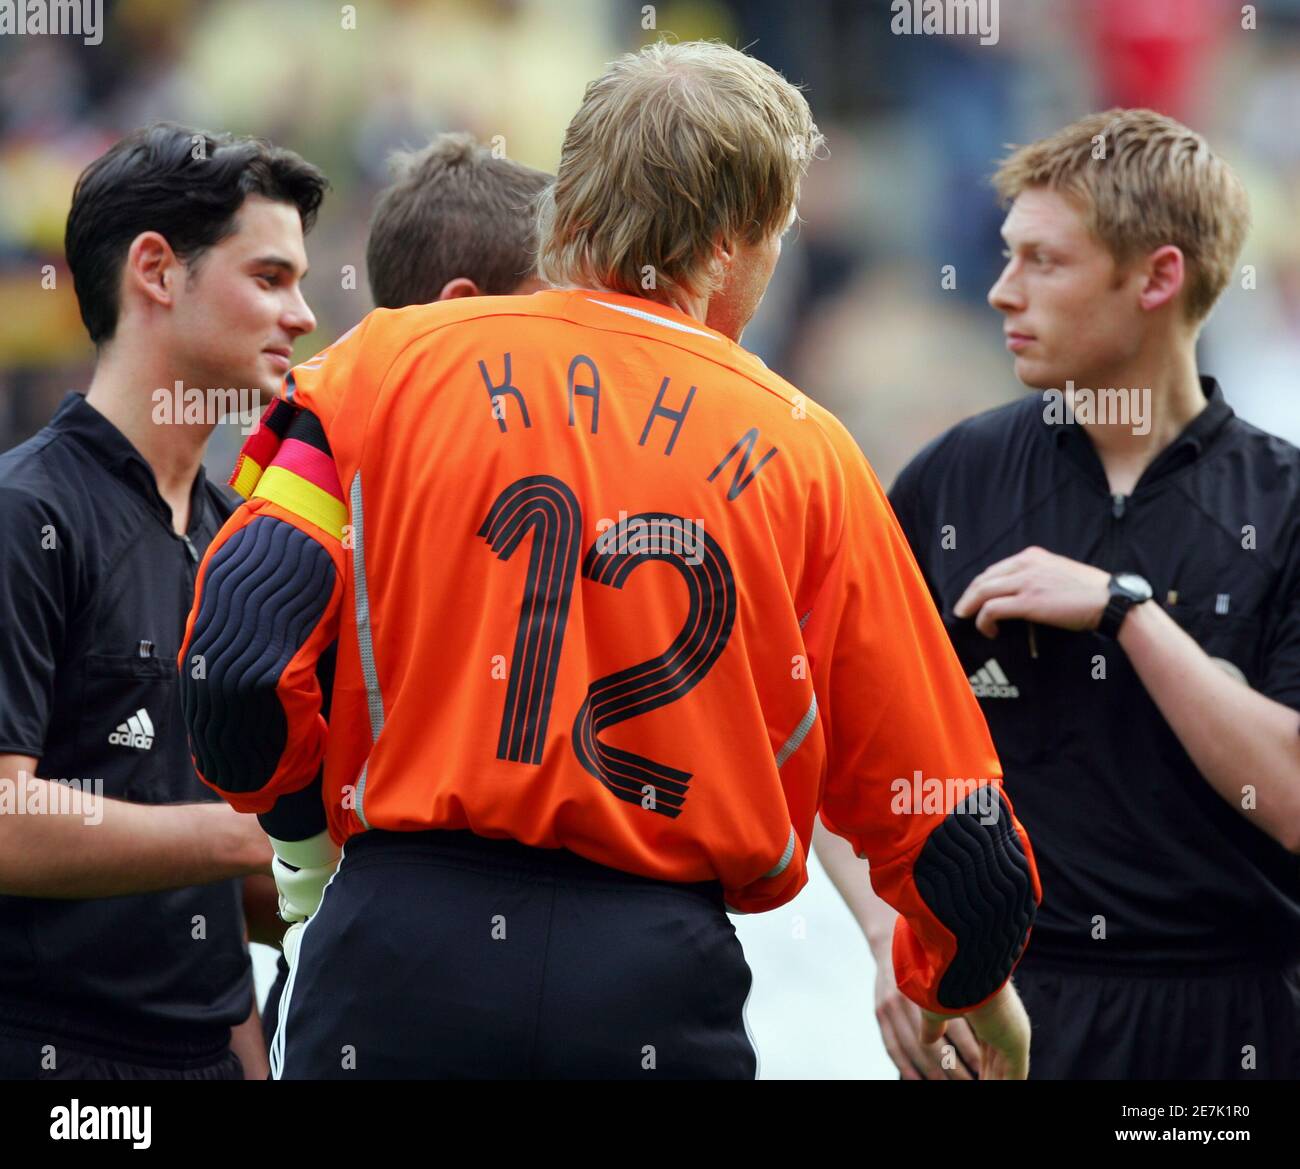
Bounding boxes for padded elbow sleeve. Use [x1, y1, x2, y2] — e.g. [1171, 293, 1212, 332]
[181, 516, 335, 796]
[912, 788, 1036, 1011]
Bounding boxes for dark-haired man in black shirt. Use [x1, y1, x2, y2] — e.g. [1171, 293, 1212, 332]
[817, 108, 1300, 1080]
[0, 123, 326, 1079]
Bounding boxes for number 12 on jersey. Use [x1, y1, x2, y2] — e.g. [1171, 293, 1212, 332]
[478, 474, 736, 817]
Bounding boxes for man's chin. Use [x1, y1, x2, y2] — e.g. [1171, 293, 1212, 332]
[251, 366, 286, 397]
[1010, 356, 1058, 392]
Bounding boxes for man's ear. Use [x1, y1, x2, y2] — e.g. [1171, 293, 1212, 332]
[438, 277, 483, 300]
[1137, 245, 1186, 314]
[124, 231, 181, 312]
[706, 235, 736, 289]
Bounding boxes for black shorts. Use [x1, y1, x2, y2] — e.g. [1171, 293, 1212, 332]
[261, 954, 289, 1054]
[271, 829, 757, 1079]
[1013, 954, 1300, 1080]
[0, 1029, 241, 1081]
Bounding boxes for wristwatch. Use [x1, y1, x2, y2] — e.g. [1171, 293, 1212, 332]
[1097, 572, 1153, 639]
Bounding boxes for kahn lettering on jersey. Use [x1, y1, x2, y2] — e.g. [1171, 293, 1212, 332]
[478, 350, 779, 501]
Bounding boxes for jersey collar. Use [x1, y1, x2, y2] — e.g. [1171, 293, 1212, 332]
[50, 391, 213, 533]
[554, 288, 777, 386]
[1046, 375, 1232, 445]
[1170, 376, 1234, 455]
[1045, 375, 1234, 488]
[557, 288, 732, 343]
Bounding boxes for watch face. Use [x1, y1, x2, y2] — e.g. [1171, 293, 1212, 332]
[1114, 573, 1153, 602]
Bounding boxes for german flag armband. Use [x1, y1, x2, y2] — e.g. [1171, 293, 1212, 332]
[230, 397, 298, 499]
[230, 399, 347, 542]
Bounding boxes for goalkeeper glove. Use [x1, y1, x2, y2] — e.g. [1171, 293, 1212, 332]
[282, 921, 306, 968]
[268, 830, 340, 924]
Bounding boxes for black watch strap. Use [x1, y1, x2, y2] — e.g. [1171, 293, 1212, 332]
[1098, 572, 1153, 640]
[1097, 593, 1134, 640]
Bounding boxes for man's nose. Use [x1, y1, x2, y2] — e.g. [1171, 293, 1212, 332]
[283, 287, 317, 337]
[988, 260, 1024, 314]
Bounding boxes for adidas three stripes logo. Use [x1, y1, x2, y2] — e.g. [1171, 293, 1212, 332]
[968, 659, 1020, 699]
[108, 708, 155, 750]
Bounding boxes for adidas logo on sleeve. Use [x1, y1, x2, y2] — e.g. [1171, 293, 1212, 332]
[108, 708, 155, 750]
[968, 659, 1019, 699]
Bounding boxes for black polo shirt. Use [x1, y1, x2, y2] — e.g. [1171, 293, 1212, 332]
[0, 392, 251, 1057]
[889, 376, 1300, 966]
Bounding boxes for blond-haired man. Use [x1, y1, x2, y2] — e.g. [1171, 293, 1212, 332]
[819, 108, 1300, 1080]
[179, 41, 1039, 1080]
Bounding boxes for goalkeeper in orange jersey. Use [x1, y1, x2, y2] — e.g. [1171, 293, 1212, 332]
[181, 42, 1040, 1080]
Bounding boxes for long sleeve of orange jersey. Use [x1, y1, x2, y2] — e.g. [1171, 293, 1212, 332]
[803, 427, 1040, 1016]
[179, 404, 346, 818]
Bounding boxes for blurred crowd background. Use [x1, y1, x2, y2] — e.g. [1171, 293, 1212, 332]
[1, 0, 1298, 1077]
[3, 0, 1299, 480]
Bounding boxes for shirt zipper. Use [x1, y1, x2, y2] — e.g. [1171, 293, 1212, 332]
[1106, 491, 1129, 573]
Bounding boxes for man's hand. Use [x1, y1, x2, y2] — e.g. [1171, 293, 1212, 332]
[954, 546, 1110, 638]
[875, 948, 981, 1079]
[921, 982, 1031, 1080]
[229, 996, 270, 1080]
[243, 874, 288, 948]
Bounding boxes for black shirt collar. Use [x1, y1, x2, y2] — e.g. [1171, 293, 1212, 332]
[1043, 375, 1234, 485]
[1174, 375, 1234, 454]
[49, 391, 212, 534]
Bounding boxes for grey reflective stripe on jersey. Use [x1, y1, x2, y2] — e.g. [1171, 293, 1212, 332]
[353, 762, 373, 830]
[798, 608, 813, 629]
[763, 826, 798, 880]
[753, 692, 821, 887]
[350, 471, 382, 829]
[590, 299, 715, 338]
[775, 692, 818, 768]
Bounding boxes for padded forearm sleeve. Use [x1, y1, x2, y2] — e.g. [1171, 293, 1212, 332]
[910, 788, 1037, 1011]
[181, 516, 335, 797]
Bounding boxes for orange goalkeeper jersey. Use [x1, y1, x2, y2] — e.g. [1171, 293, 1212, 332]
[180, 288, 1039, 1014]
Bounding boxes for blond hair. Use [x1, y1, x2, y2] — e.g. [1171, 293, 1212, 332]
[993, 108, 1249, 323]
[537, 40, 824, 308]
